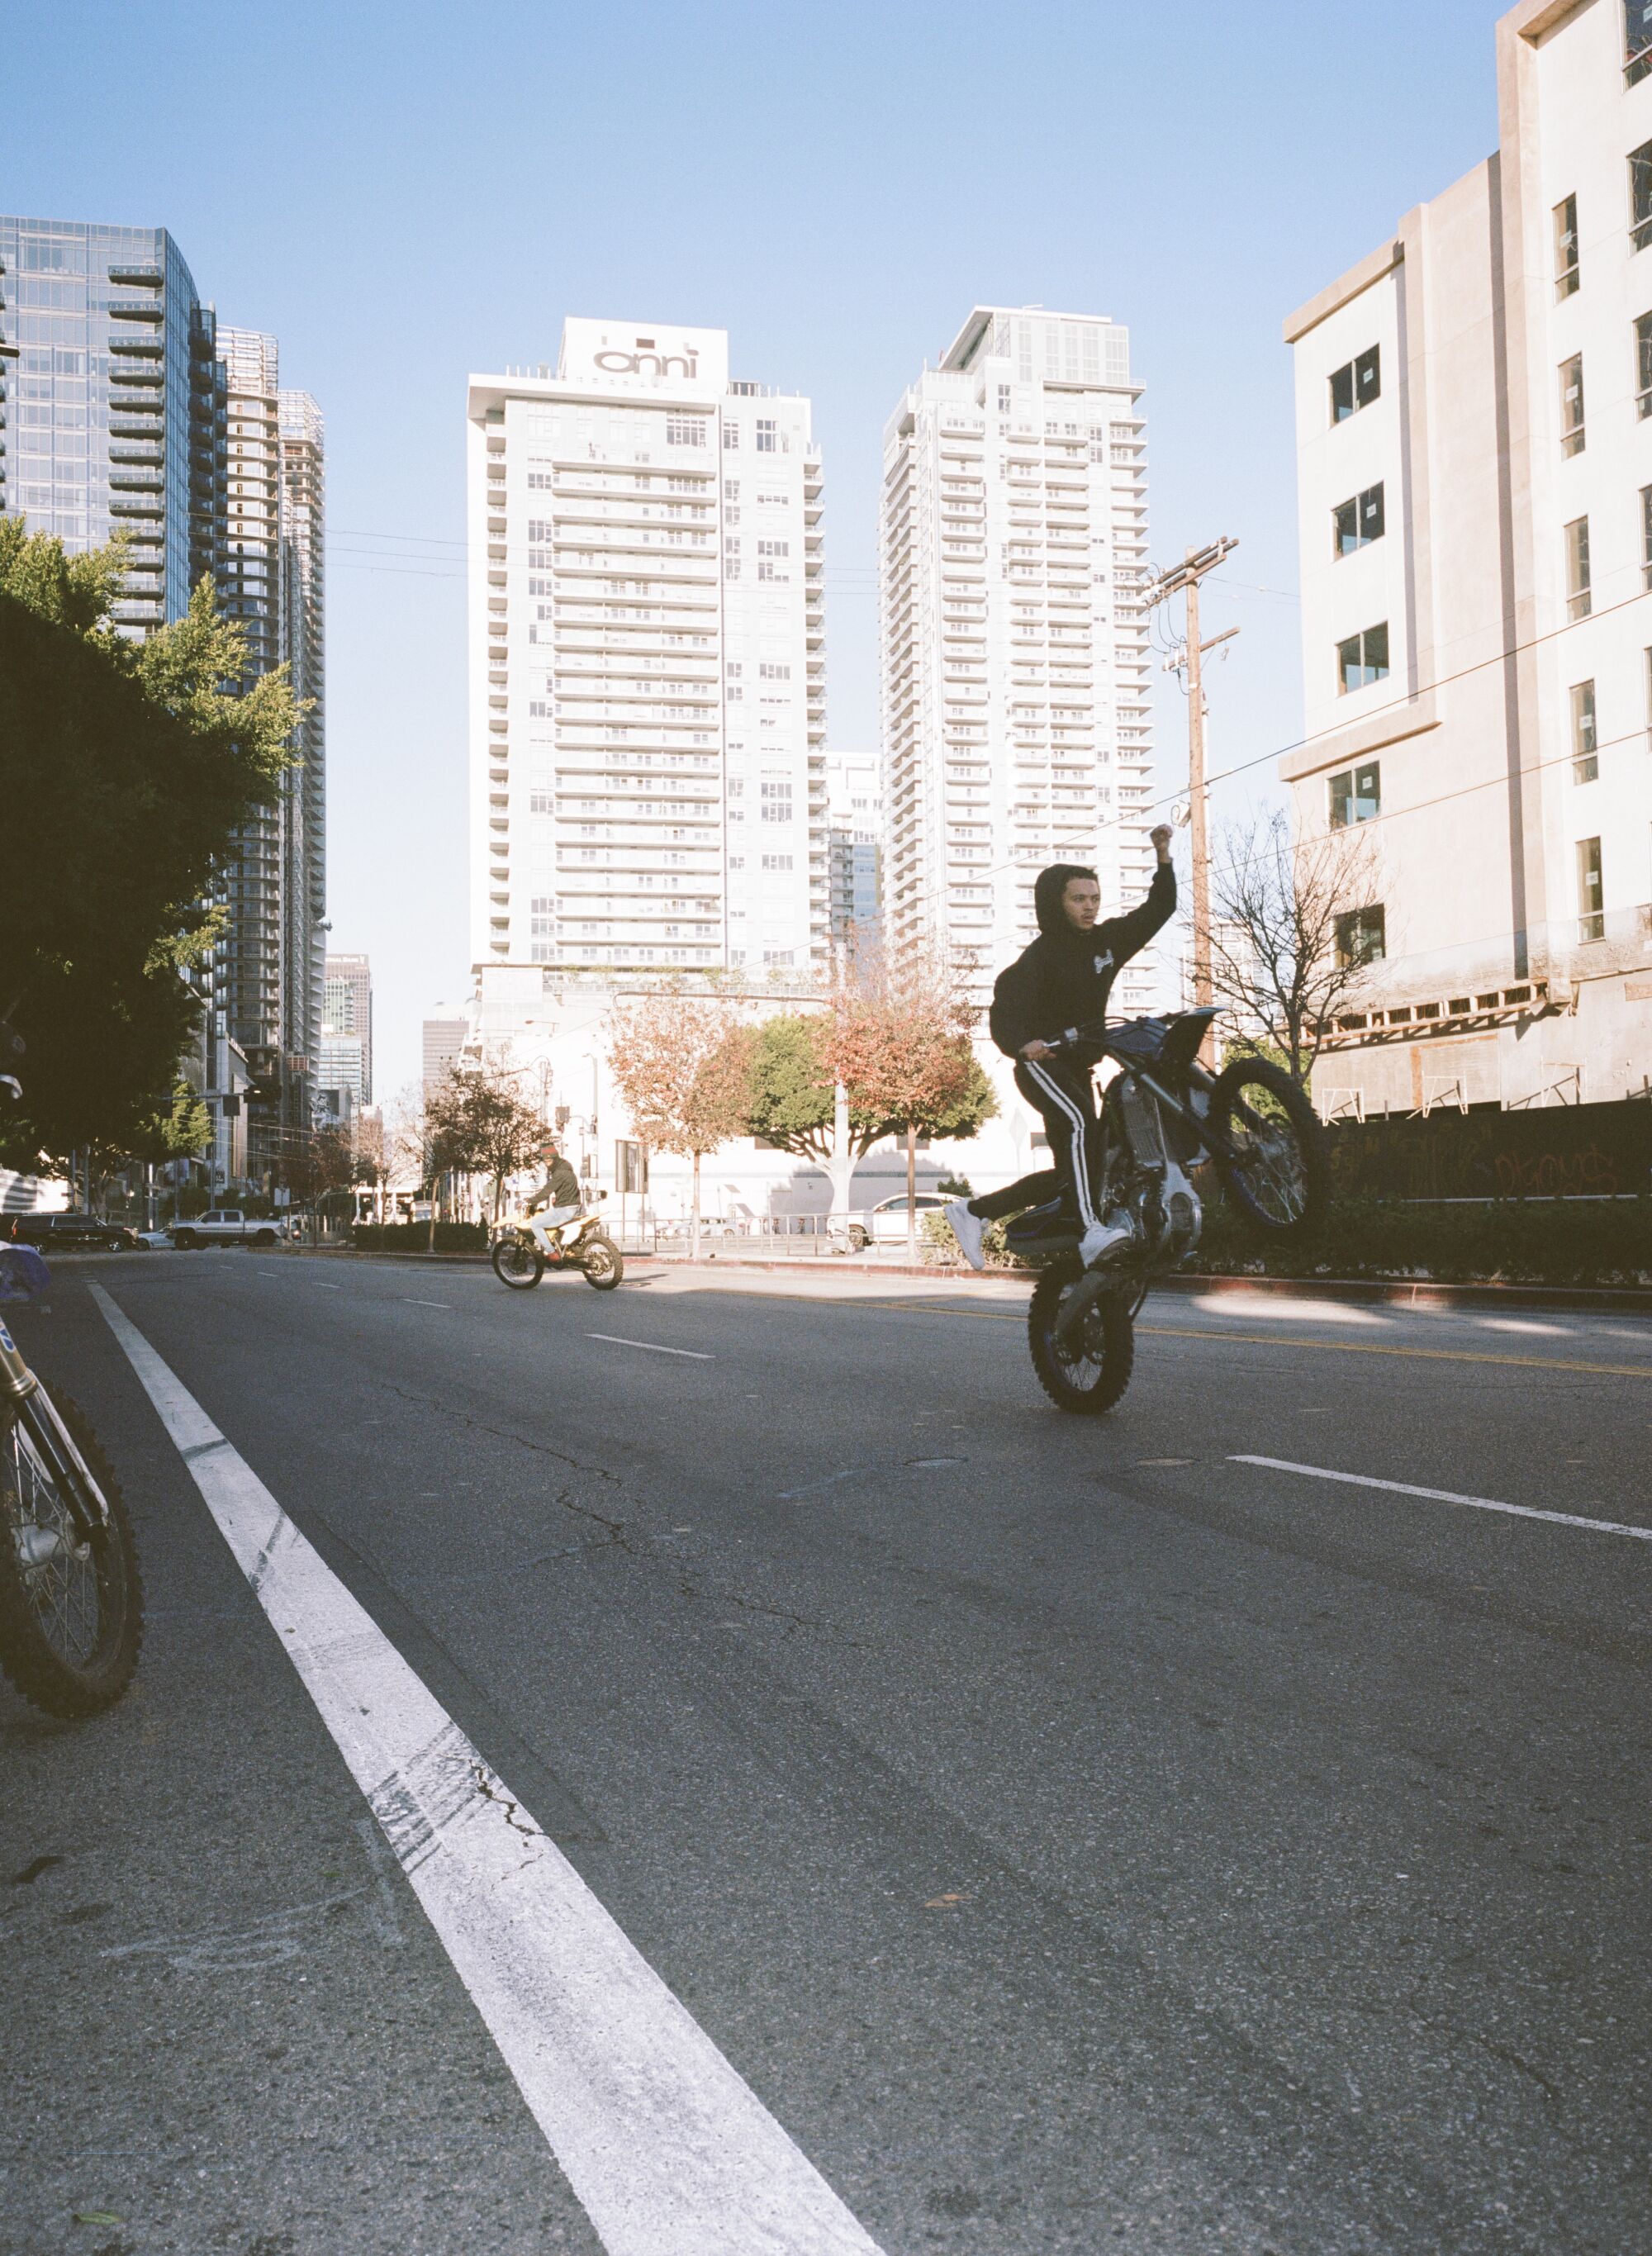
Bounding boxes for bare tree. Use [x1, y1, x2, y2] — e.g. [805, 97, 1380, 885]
[1203, 809, 1384, 1086]
[608, 992, 752, 1260]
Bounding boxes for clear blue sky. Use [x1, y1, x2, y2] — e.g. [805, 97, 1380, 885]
[9, 0, 1500, 1096]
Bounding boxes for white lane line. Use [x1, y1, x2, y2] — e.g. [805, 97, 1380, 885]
[586, 1333, 714, 1361]
[315, 1282, 340, 1292]
[402, 1298, 452, 1309]
[1231, 1454, 1652, 1544]
[87, 1285, 877, 2256]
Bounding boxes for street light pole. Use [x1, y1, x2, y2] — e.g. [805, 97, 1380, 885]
[1142, 539, 1238, 1047]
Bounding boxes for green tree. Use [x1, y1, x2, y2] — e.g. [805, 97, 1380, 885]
[745, 986, 996, 1252]
[424, 1058, 545, 1221]
[0, 524, 299, 1172]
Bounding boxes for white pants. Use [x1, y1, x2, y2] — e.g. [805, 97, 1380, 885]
[527, 1203, 582, 1253]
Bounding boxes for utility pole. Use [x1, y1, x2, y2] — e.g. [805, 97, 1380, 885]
[1142, 539, 1238, 1039]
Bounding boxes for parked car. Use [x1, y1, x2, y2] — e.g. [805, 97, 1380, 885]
[170, 1208, 282, 1249]
[5, 1213, 139, 1251]
[131, 1227, 178, 1250]
[847, 1192, 952, 1251]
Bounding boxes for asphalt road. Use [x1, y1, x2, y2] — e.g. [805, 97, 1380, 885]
[3, 1251, 1649, 2255]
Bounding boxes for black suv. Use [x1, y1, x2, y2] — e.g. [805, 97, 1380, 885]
[6, 1213, 139, 1251]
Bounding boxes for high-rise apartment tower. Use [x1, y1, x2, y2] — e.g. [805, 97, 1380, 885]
[0, 219, 326, 1187]
[824, 751, 883, 949]
[467, 321, 828, 979]
[0, 216, 224, 629]
[879, 306, 1156, 1011]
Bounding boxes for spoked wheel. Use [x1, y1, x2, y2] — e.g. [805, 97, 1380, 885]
[1208, 1058, 1327, 1241]
[1027, 1257, 1136, 1416]
[491, 1237, 545, 1289]
[581, 1236, 624, 1290]
[0, 1386, 143, 1718]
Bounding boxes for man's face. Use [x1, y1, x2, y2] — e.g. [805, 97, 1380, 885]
[1061, 876, 1101, 930]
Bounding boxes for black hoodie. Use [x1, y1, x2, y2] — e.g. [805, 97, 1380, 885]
[987, 861, 1177, 1063]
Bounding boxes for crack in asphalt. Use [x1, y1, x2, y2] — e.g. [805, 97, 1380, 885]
[468, 1762, 545, 1845]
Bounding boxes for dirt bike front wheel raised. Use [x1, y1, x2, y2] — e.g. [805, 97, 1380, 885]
[581, 1236, 624, 1290]
[491, 1238, 544, 1289]
[1027, 1258, 1136, 1415]
[1208, 1057, 1328, 1241]
[0, 1385, 144, 1718]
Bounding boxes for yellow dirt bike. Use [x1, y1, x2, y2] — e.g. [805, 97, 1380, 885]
[490, 1198, 624, 1292]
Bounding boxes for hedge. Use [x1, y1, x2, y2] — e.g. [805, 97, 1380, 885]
[351, 1222, 488, 1254]
[922, 1195, 1652, 1289]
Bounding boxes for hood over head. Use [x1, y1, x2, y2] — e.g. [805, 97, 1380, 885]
[1032, 862, 1099, 942]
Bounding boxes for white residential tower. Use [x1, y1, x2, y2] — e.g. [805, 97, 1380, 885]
[879, 306, 1156, 1011]
[467, 321, 828, 983]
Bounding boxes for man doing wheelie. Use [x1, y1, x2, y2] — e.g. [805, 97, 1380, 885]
[947, 826, 1177, 1271]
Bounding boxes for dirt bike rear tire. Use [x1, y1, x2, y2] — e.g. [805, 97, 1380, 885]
[581, 1236, 624, 1290]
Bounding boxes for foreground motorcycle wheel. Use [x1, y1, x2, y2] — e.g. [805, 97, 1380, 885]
[491, 1238, 545, 1289]
[1208, 1057, 1327, 1241]
[1027, 1258, 1135, 1416]
[581, 1235, 624, 1290]
[0, 1385, 143, 1718]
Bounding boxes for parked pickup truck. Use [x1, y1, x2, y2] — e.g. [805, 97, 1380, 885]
[171, 1208, 282, 1249]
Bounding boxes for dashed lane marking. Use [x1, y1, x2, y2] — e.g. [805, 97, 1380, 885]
[86, 1283, 878, 2256]
[1231, 1453, 1652, 1544]
[586, 1333, 714, 1360]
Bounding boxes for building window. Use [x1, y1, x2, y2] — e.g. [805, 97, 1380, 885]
[1554, 195, 1580, 298]
[1632, 139, 1652, 251]
[723, 423, 739, 450]
[1336, 622, 1389, 693]
[1564, 517, 1591, 620]
[1576, 836, 1604, 941]
[1332, 483, 1384, 556]
[1335, 905, 1386, 967]
[1329, 346, 1380, 423]
[756, 419, 781, 454]
[761, 853, 793, 871]
[1328, 761, 1381, 827]
[666, 415, 707, 448]
[1644, 487, 1652, 588]
[1570, 682, 1598, 783]
[997, 384, 1011, 412]
[1630, 0, 1652, 84]
[1559, 355, 1585, 457]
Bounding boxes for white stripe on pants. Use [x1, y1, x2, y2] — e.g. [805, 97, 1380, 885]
[1022, 1060, 1100, 1231]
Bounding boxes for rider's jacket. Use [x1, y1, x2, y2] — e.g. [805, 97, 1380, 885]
[525, 1155, 582, 1214]
[988, 862, 1176, 1066]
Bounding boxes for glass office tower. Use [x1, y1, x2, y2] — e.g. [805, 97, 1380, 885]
[0, 216, 225, 629]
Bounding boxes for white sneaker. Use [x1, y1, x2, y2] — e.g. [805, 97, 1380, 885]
[947, 1199, 986, 1271]
[1079, 1216, 1133, 1269]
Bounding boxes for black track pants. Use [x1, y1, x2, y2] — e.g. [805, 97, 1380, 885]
[968, 1058, 1104, 1229]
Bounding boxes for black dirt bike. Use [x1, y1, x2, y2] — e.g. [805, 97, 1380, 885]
[1006, 1009, 1327, 1416]
[0, 1038, 144, 1717]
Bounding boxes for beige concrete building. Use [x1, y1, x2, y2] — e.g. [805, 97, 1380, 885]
[1284, 0, 1652, 1115]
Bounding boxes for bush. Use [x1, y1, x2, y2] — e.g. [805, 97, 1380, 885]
[1188, 1194, 1652, 1289]
[351, 1222, 487, 1254]
[919, 1191, 1652, 1288]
